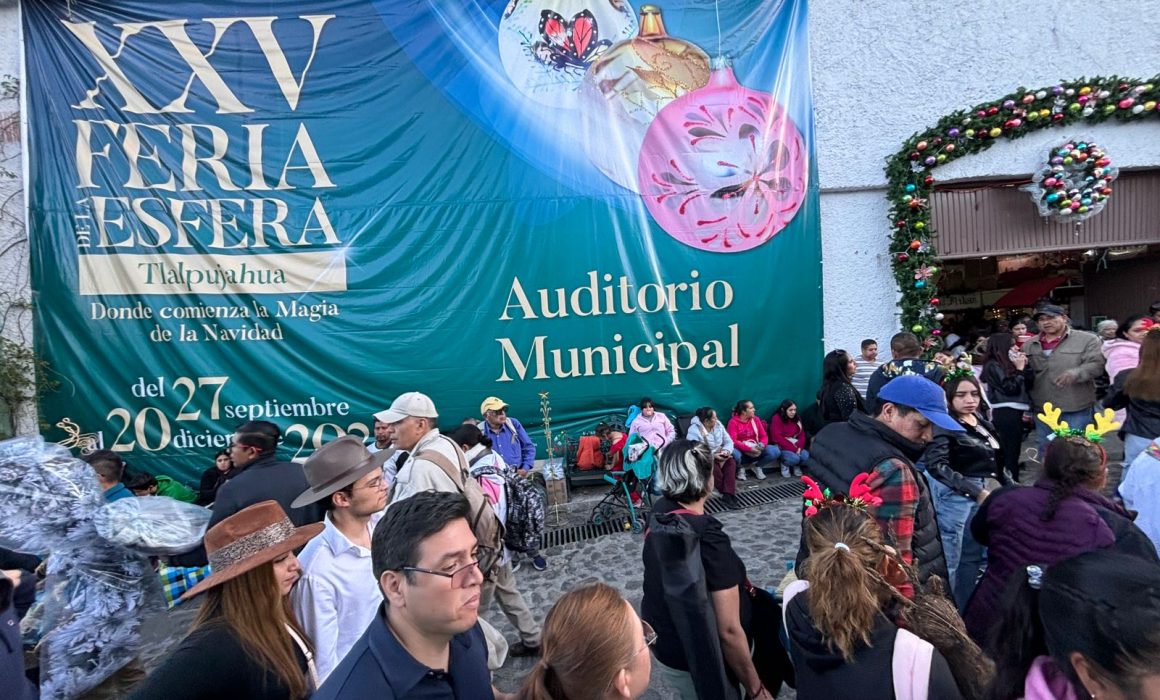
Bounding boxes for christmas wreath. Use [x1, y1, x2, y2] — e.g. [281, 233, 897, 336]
[885, 76, 1159, 341]
[1024, 140, 1117, 221]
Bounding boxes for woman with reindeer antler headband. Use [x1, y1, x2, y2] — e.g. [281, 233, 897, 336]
[962, 405, 1159, 647]
[784, 496, 990, 699]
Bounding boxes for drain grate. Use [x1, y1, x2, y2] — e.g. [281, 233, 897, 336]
[541, 481, 805, 549]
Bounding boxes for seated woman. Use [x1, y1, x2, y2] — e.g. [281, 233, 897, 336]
[964, 432, 1159, 645]
[516, 583, 651, 700]
[129, 501, 323, 700]
[728, 399, 778, 481]
[785, 503, 965, 699]
[196, 449, 234, 506]
[628, 397, 676, 452]
[641, 440, 771, 700]
[768, 400, 809, 478]
[986, 550, 1160, 700]
[687, 406, 738, 509]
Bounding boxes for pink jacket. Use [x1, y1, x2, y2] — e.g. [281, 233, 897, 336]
[769, 414, 806, 453]
[1020, 657, 1080, 700]
[1102, 338, 1141, 380]
[728, 415, 768, 448]
[628, 413, 675, 450]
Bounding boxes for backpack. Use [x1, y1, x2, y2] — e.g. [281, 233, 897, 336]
[413, 441, 506, 576]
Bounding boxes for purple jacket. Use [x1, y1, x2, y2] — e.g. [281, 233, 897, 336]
[964, 479, 1156, 643]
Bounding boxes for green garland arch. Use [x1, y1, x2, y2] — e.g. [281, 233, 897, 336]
[885, 75, 1160, 342]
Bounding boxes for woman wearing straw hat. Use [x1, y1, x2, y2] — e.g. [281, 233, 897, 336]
[129, 501, 324, 700]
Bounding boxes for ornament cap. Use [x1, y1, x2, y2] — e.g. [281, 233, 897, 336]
[639, 5, 667, 37]
[708, 55, 738, 86]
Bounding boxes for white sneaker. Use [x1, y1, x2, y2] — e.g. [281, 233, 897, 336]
[736, 469, 748, 481]
[753, 466, 767, 480]
[793, 467, 803, 477]
[780, 466, 790, 478]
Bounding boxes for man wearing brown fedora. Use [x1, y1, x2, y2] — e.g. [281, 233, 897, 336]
[311, 491, 502, 699]
[290, 436, 390, 683]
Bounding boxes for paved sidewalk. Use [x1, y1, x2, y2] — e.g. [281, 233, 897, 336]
[489, 498, 804, 697]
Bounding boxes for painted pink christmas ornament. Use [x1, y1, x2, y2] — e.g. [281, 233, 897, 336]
[637, 59, 807, 252]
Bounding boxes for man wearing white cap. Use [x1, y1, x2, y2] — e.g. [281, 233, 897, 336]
[375, 392, 459, 503]
[378, 391, 543, 658]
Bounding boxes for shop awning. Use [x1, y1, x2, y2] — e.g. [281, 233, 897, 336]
[992, 276, 1066, 308]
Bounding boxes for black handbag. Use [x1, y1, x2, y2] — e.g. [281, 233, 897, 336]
[745, 582, 796, 694]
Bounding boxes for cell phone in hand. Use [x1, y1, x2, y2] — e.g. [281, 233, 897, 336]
[1008, 347, 1021, 361]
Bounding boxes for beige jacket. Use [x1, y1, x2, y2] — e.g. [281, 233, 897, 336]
[387, 429, 461, 505]
[1024, 328, 1105, 412]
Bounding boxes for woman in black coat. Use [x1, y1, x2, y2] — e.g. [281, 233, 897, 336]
[980, 332, 1034, 481]
[817, 350, 864, 425]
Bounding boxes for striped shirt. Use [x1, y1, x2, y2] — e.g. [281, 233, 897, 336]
[851, 355, 881, 399]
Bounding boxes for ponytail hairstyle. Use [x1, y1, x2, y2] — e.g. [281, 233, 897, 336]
[802, 504, 901, 661]
[446, 424, 492, 450]
[1040, 436, 1106, 521]
[986, 550, 1160, 700]
[515, 583, 639, 700]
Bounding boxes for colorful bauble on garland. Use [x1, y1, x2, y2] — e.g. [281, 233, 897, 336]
[580, 4, 710, 191]
[499, 0, 638, 108]
[1024, 140, 1118, 222]
[637, 56, 808, 253]
[885, 75, 1159, 343]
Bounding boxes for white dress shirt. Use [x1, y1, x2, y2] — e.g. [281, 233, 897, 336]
[291, 512, 383, 682]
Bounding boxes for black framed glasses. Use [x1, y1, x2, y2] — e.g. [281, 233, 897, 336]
[401, 547, 494, 588]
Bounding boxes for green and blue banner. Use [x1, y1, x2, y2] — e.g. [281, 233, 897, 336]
[24, 0, 820, 482]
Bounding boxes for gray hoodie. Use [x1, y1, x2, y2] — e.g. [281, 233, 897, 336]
[687, 416, 734, 454]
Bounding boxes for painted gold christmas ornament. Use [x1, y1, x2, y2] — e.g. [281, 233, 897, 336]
[580, 4, 710, 190]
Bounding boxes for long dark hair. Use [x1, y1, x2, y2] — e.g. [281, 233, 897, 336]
[447, 424, 493, 450]
[1040, 437, 1105, 521]
[986, 550, 1160, 700]
[944, 375, 982, 420]
[776, 399, 798, 424]
[983, 332, 1016, 376]
[1123, 327, 1160, 401]
[1116, 313, 1150, 340]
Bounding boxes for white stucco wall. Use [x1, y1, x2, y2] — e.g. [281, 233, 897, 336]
[811, 0, 1160, 357]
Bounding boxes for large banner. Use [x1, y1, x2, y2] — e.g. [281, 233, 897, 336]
[25, 0, 820, 482]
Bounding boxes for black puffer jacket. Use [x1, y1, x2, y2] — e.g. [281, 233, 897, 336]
[921, 415, 1011, 501]
[981, 360, 1035, 406]
[796, 411, 948, 584]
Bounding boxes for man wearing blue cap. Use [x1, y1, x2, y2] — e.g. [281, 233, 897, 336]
[796, 374, 962, 587]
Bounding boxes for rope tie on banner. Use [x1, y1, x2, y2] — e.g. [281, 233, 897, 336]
[714, 0, 723, 57]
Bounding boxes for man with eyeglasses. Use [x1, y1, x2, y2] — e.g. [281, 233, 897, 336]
[291, 436, 392, 683]
[796, 375, 961, 591]
[312, 490, 506, 699]
[209, 420, 324, 528]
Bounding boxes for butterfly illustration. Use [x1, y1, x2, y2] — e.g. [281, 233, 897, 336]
[531, 9, 613, 71]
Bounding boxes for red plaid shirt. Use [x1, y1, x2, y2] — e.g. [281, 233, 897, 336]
[865, 457, 920, 595]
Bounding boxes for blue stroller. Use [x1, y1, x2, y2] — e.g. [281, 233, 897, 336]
[590, 432, 656, 532]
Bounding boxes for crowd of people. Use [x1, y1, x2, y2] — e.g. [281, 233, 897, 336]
[2, 301, 1160, 699]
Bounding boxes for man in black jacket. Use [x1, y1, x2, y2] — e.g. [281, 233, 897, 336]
[797, 375, 958, 588]
[209, 421, 324, 528]
[865, 332, 946, 413]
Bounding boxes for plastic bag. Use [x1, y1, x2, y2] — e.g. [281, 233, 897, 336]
[94, 496, 211, 555]
[0, 436, 162, 699]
